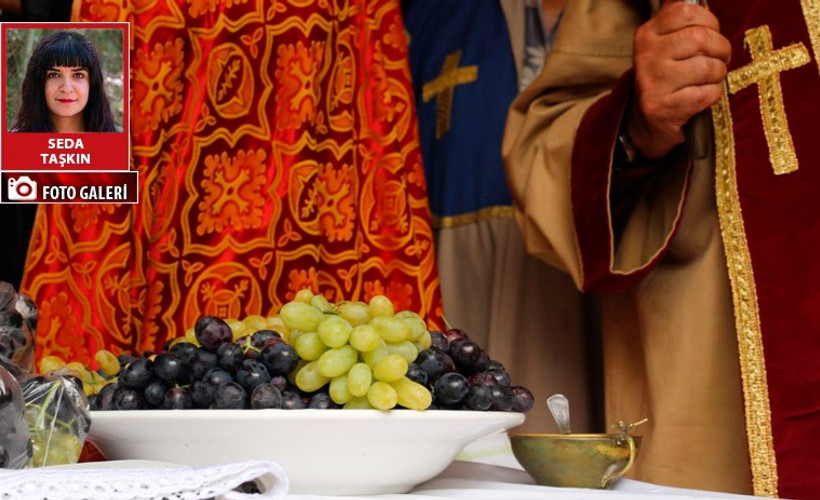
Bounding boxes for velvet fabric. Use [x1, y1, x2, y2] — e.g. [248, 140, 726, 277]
[571, 69, 689, 293]
[567, 1, 820, 496]
[710, 2, 820, 495]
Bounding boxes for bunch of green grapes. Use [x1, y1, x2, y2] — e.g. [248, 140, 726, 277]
[22, 375, 90, 467]
[28, 420, 84, 467]
[38, 351, 121, 397]
[280, 290, 433, 410]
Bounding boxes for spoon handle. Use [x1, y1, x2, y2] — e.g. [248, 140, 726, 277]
[547, 394, 571, 434]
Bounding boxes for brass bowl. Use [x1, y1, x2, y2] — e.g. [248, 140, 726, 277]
[509, 432, 641, 489]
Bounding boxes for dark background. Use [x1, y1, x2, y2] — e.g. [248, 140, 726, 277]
[0, 0, 72, 289]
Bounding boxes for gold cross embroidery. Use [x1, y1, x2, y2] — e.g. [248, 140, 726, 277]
[727, 25, 810, 175]
[422, 50, 478, 139]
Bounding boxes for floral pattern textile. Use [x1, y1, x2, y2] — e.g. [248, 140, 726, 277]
[21, 0, 444, 364]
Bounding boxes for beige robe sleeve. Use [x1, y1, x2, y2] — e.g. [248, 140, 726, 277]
[502, 0, 688, 291]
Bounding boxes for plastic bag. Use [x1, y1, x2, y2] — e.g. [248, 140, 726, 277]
[0, 280, 89, 468]
[0, 364, 33, 469]
[20, 370, 91, 467]
[0, 282, 36, 376]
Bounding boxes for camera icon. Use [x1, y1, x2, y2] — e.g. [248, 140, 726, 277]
[7, 176, 38, 201]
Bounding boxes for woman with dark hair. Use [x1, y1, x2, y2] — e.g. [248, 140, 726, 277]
[11, 31, 116, 132]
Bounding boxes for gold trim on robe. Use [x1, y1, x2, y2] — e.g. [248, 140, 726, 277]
[712, 85, 779, 498]
[432, 205, 515, 229]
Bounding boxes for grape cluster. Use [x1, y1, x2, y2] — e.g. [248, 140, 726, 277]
[410, 329, 534, 412]
[76, 290, 533, 415]
[90, 316, 304, 411]
[280, 291, 432, 410]
[39, 353, 113, 398]
[21, 373, 90, 467]
[0, 280, 91, 470]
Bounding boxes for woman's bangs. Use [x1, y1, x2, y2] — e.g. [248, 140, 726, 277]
[43, 36, 92, 70]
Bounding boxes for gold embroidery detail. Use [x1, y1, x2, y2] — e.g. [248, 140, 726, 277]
[800, 0, 820, 73]
[712, 84, 778, 497]
[432, 205, 514, 229]
[727, 25, 809, 175]
[422, 50, 478, 139]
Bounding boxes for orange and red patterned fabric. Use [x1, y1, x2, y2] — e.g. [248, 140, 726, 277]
[22, 0, 444, 365]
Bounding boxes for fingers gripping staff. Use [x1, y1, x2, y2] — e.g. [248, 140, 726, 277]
[627, 0, 730, 160]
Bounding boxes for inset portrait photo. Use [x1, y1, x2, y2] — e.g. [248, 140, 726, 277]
[1, 23, 130, 175]
[5, 27, 124, 133]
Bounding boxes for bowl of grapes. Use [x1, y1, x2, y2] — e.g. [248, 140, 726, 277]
[78, 292, 532, 494]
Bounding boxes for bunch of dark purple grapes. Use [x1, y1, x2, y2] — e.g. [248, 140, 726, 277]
[90, 316, 340, 411]
[407, 329, 534, 413]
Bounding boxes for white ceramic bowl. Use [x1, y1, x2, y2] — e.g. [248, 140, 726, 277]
[88, 409, 525, 495]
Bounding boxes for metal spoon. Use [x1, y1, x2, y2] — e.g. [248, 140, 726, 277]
[547, 394, 571, 434]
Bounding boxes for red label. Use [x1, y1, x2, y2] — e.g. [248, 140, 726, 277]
[2, 133, 129, 171]
[2, 171, 138, 204]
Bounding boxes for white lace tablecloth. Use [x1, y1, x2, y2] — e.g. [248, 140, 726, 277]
[0, 459, 288, 500]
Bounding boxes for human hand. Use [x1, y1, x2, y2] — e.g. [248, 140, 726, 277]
[626, 1, 731, 159]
